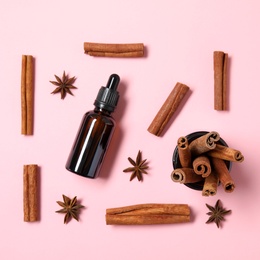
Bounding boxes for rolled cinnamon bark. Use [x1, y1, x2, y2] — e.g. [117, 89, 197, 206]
[171, 168, 203, 184]
[193, 155, 211, 177]
[177, 136, 192, 168]
[211, 157, 235, 193]
[207, 144, 244, 162]
[147, 82, 189, 136]
[106, 203, 190, 216]
[106, 214, 190, 225]
[21, 55, 34, 135]
[189, 131, 220, 156]
[202, 171, 219, 196]
[106, 203, 190, 225]
[214, 51, 228, 110]
[84, 42, 144, 57]
[86, 51, 143, 57]
[21, 56, 27, 134]
[23, 164, 38, 222]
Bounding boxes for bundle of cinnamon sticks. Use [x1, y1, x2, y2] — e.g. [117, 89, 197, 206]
[106, 203, 190, 225]
[171, 131, 244, 196]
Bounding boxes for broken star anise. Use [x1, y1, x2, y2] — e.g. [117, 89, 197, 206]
[50, 71, 77, 99]
[56, 194, 84, 224]
[206, 199, 231, 228]
[123, 150, 149, 181]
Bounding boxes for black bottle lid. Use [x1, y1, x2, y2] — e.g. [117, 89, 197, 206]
[94, 74, 120, 112]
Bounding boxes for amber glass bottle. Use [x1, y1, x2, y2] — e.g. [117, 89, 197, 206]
[65, 74, 120, 178]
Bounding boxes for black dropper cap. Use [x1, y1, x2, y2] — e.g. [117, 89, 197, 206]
[94, 74, 120, 112]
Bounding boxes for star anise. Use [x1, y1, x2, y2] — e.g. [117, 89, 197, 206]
[50, 71, 77, 99]
[56, 194, 84, 224]
[123, 150, 149, 181]
[206, 199, 231, 228]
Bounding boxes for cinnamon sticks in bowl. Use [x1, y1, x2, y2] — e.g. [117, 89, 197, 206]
[171, 131, 244, 196]
[106, 203, 190, 225]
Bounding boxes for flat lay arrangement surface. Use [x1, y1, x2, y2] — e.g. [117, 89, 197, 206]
[1, 0, 260, 259]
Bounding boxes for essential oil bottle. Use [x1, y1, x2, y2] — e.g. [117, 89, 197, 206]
[65, 74, 120, 178]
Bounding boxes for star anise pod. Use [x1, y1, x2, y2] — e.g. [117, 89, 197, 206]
[56, 194, 84, 224]
[123, 150, 149, 181]
[206, 199, 231, 228]
[50, 71, 77, 99]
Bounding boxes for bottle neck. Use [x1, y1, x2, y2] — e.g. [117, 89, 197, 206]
[94, 106, 113, 116]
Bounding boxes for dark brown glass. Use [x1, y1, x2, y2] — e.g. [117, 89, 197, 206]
[66, 108, 115, 178]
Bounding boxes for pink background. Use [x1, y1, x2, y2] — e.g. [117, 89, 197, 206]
[1, 0, 259, 259]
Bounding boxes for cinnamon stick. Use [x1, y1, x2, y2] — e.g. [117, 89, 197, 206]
[106, 203, 190, 216]
[177, 136, 192, 168]
[211, 157, 235, 193]
[207, 144, 244, 162]
[147, 82, 189, 136]
[106, 214, 190, 225]
[189, 131, 220, 156]
[214, 51, 228, 110]
[84, 42, 144, 57]
[21, 56, 27, 134]
[21, 55, 34, 135]
[171, 168, 203, 184]
[23, 164, 38, 222]
[202, 171, 219, 196]
[106, 203, 190, 225]
[193, 155, 211, 177]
